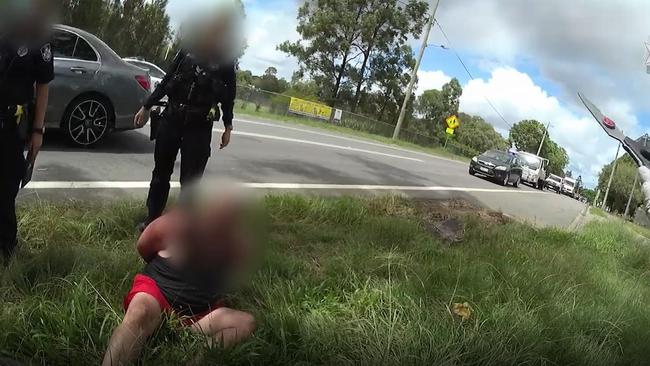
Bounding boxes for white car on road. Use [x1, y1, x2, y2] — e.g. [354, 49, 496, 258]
[123, 58, 166, 92]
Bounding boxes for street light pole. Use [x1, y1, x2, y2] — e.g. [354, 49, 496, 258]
[392, 0, 441, 140]
[536, 122, 550, 156]
[602, 142, 621, 210]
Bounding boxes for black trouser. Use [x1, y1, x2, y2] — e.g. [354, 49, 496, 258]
[145, 108, 214, 221]
[0, 112, 26, 257]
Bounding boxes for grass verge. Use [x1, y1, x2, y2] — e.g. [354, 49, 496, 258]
[2, 196, 650, 365]
[235, 108, 469, 163]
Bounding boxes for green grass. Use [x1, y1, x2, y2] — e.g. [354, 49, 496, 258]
[590, 206, 609, 218]
[235, 106, 470, 163]
[3, 196, 650, 365]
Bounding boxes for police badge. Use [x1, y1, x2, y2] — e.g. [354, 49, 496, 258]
[17, 46, 28, 57]
[41, 43, 52, 62]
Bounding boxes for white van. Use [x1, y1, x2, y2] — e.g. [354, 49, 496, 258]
[515, 152, 549, 189]
[561, 177, 577, 197]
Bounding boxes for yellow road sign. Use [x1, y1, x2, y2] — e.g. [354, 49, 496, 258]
[446, 115, 459, 128]
[445, 115, 459, 135]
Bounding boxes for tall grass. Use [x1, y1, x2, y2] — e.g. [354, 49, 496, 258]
[2, 196, 650, 365]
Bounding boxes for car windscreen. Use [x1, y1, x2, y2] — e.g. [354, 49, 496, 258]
[518, 155, 541, 170]
[549, 176, 562, 183]
[564, 180, 575, 188]
[482, 151, 511, 163]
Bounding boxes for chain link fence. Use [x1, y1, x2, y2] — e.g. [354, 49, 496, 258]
[235, 85, 478, 158]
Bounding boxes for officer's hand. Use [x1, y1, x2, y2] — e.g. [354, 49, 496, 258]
[220, 128, 232, 150]
[28, 132, 43, 163]
[134, 107, 150, 128]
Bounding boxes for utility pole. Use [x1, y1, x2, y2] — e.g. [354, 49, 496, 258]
[602, 142, 621, 210]
[624, 173, 639, 218]
[392, 0, 441, 140]
[536, 122, 551, 156]
[623, 135, 648, 217]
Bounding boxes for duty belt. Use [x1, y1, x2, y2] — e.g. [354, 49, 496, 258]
[0, 104, 29, 135]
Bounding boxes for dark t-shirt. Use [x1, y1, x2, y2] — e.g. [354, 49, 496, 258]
[142, 255, 229, 316]
[0, 38, 55, 105]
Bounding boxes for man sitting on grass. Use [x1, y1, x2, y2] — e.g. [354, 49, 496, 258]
[103, 189, 257, 366]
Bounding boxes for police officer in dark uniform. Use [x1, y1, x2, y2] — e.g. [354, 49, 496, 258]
[134, 10, 238, 230]
[0, 2, 54, 260]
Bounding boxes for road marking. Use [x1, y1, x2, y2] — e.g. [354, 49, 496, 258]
[213, 128, 424, 162]
[234, 117, 465, 164]
[24, 181, 545, 194]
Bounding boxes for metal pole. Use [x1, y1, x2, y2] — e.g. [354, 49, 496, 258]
[537, 122, 550, 156]
[594, 189, 600, 207]
[392, 0, 440, 140]
[602, 142, 621, 210]
[624, 173, 639, 218]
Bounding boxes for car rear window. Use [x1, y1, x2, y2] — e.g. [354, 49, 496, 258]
[74, 38, 98, 62]
[52, 30, 76, 58]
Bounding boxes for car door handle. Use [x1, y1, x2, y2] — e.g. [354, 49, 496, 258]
[70, 66, 87, 74]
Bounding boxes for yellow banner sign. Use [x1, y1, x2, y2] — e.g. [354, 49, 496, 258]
[288, 97, 332, 120]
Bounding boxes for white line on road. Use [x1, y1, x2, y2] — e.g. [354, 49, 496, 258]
[24, 181, 545, 194]
[213, 128, 424, 163]
[234, 118, 464, 164]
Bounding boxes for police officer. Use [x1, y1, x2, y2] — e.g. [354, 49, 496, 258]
[134, 8, 239, 230]
[0, 1, 54, 261]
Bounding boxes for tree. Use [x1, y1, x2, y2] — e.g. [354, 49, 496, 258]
[582, 188, 597, 204]
[597, 155, 642, 214]
[545, 141, 569, 176]
[509, 120, 569, 176]
[279, 0, 368, 105]
[60, 0, 172, 66]
[348, 0, 428, 112]
[253, 67, 289, 93]
[455, 113, 508, 153]
[279, 0, 428, 110]
[414, 78, 463, 138]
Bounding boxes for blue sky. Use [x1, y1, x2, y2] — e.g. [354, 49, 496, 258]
[167, 0, 650, 187]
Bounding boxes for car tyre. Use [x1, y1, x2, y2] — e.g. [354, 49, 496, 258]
[501, 173, 510, 186]
[469, 167, 475, 175]
[513, 176, 520, 188]
[63, 96, 112, 147]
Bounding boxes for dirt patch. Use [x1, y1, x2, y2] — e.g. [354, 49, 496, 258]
[413, 199, 510, 243]
[414, 199, 510, 225]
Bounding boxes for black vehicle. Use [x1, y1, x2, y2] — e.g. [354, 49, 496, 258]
[469, 150, 523, 187]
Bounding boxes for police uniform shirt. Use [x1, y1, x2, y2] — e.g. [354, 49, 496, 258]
[0, 38, 54, 106]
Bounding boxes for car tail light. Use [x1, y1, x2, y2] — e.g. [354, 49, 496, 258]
[135, 75, 151, 91]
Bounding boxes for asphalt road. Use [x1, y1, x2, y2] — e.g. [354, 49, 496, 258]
[21, 115, 586, 228]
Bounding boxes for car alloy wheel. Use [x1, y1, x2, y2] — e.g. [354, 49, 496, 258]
[67, 99, 108, 146]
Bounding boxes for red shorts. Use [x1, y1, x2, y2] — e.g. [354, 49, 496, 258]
[124, 274, 224, 326]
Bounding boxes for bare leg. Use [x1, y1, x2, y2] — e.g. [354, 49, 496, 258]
[102, 293, 163, 366]
[190, 307, 256, 348]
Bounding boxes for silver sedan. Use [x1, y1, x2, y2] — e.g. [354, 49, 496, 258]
[45, 25, 151, 146]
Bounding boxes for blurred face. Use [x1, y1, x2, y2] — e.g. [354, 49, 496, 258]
[3, 0, 55, 38]
[189, 197, 252, 266]
[196, 15, 233, 56]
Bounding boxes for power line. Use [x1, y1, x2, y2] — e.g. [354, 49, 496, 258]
[435, 20, 512, 128]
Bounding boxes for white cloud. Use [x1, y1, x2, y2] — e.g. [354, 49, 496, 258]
[239, 7, 299, 79]
[416, 70, 452, 95]
[166, 0, 299, 79]
[458, 67, 637, 186]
